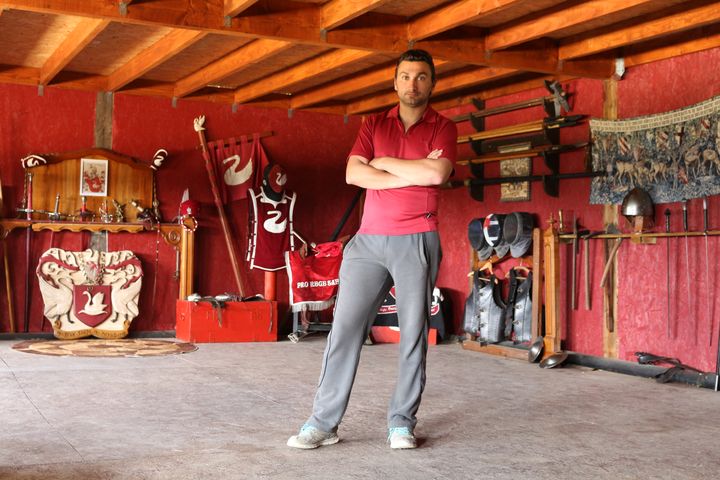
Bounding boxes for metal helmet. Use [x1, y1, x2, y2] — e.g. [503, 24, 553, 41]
[621, 187, 654, 229]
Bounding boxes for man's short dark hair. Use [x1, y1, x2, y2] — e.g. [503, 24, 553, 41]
[395, 49, 436, 84]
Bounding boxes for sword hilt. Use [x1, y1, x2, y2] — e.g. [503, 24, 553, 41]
[664, 208, 671, 233]
[703, 197, 709, 232]
[682, 201, 689, 232]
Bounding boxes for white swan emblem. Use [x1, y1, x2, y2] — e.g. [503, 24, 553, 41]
[223, 155, 253, 186]
[79, 290, 108, 316]
[263, 210, 287, 234]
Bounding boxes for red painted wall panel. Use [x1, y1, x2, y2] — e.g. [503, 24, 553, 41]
[438, 48, 720, 371]
[0, 87, 361, 334]
[0, 46, 719, 372]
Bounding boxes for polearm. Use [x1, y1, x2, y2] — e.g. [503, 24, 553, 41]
[193, 116, 245, 296]
[704, 197, 712, 346]
[682, 201, 694, 344]
[457, 143, 587, 166]
[23, 172, 32, 332]
[330, 188, 363, 242]
[446, 170, 604, 188]
[457, 115, 585, 144]
[452, 80, 570, 123]
[452, 95, 560, 123]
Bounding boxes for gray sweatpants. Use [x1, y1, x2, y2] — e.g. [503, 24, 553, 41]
[307, 232, 441, 432]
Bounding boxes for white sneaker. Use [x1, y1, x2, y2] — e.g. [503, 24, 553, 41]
[287, 424, 339, 449]
[388, 427, 417, 449]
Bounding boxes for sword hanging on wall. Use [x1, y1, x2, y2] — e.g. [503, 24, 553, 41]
[23, 172, 33, 332]
[682, 200, 694, 345]
[704, 198, 712, 346]
[664, 209, 671, 339]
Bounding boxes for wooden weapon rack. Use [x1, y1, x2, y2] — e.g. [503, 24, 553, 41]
[461, 225, 561, 361]
[1, 148, 196, 300]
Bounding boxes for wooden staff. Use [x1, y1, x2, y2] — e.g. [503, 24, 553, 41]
[193, 116, 245, 296]
[457, 115, 585, 144]
[457, 143, 587, 166]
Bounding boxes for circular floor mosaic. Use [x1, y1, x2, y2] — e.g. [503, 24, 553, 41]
[12, 339, 197, 357]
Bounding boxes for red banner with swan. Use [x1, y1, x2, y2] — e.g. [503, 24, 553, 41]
[207, 133, 269, 203]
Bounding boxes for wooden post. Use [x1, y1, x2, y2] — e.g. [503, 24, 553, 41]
[602, 78, 619, 359]
[178, 215, 196, 300]
[531, 227, 542, 338]
[543, 223, 561, 356]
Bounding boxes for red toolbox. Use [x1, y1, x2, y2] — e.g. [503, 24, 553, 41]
[176, 300, 277, 343]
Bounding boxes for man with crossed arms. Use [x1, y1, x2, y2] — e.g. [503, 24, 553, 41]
[288, 49, 457, 450]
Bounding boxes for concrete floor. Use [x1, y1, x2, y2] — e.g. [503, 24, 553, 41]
[1, 336, 719, 480]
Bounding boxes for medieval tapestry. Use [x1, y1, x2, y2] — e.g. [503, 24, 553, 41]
[589, 95, 720, 204]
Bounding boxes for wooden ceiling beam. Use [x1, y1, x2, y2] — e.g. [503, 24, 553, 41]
[0, 65, 39, 85]
[560, 1, 720, 60]
[486, 39, 614, 78]
[39, 18, 111, 86]
[320, 0, 391, 31]
[291, 59, 450, 110]
[486, 0, 659, 51]
[346, 65, 516, 115]
[225, 0, 259, 19]
[431, 74, 575, 113]
[107, 29, 207, 91]
[409, 0, 525, 41]
[174, 38, 292, 98]
[233, 48, 375, 103]
[291, 65, 395, 109]
[624, 23, 720, 67]
[422, 33, 613, 79]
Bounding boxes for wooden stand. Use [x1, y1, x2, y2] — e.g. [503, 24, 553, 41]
[0, 218, 196, 300]
[461, 226, 558, 359]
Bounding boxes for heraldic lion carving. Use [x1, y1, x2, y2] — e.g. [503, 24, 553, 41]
[36, 248, 143, 339]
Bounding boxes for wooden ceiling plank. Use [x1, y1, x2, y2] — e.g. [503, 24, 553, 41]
[409, 0, 526, 41]
[431, 74, 575, 111]
[625, 24, 720, 67]
[39, 18, 111, 85]
[225, 0, 259, 18]
[107, 29, 207, 91]
[487, 0, 660, 51]
[346, 65, 514, 114]
[174, 38, 293, 98]
[560, 1, 720, 60]
[0, 0, 227, 29]
[291, 59, 450, 109]
[291, 65, 395, 109]
[324, 23, 409, 52]
[1, 0, 405, 52]
[234, 48, 375, 103]
[0, 65, 39, 85]
[485, 39, 614, 78]
[320, 0, 392, 31]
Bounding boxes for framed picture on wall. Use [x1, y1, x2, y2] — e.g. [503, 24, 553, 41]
[500, 157, 530, 202]
[80, 158, 108, 197]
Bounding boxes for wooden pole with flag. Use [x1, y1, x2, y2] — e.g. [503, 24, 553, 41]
[193, 116, 245, 296]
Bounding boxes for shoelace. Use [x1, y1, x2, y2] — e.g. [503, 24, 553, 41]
[388, 427, 412, 439]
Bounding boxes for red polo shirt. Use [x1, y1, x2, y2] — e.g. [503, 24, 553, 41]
[349, 105, 457, 235]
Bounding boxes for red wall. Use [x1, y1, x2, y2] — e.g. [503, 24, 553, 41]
[1, 46, 719, 372]
[438, 47, 720, 371]
[0, 86, 361, 334]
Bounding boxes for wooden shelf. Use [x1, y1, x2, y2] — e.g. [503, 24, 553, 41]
[0, 218, 196, 300]
[461, 340, 529, 361]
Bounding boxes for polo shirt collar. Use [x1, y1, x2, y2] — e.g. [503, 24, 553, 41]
[386, 104, 438, 124]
